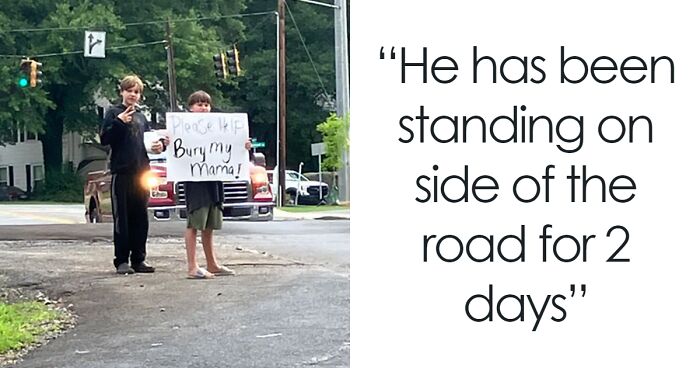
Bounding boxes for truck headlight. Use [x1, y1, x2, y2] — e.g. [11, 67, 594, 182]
[147, 176, 160, 188]
[141, 171, 168, 198]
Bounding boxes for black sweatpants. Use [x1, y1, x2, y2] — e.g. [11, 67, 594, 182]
[111, 173, 149, 268]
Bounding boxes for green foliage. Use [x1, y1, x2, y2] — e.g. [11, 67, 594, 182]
[240, 0, 336, 170]
[316, 113, 348, 171]
[0, 301, 63, 354]
[0, 0, 338, 175]
[32, 165, 83, 202]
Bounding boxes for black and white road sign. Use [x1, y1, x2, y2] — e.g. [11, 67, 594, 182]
[84, 31, 106, 58]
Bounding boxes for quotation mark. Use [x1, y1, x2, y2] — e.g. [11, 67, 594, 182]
[379, 46, 396, 60]
[570, 284, 587, 297]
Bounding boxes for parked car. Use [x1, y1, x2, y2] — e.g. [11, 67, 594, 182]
[84, 151, 274, 223]
[267, 169, 329, 205]
[0, 185, 28, 201]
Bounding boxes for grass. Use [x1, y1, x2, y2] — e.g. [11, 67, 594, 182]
[280, 204, 349, 213]
[0, 301, 63, 354]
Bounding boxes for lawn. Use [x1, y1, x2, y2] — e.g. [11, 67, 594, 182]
[0, 301, 63, 354]
[279, 204, 349, 213]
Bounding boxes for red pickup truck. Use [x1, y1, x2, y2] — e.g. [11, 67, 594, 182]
[84, 152, 274, 223]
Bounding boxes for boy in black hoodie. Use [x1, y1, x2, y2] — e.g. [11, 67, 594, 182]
[100, 75, 169, 274]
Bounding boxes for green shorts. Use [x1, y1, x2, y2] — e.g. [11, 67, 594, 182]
[187, 205, 223, 230]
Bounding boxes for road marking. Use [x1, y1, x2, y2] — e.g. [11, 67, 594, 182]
[256, 333, 282, 338]
[0, 209, 81, 225]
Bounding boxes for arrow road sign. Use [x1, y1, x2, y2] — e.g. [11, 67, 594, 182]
[84, 31, 106, 58]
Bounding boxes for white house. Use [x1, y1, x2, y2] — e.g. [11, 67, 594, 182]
[0, 127, 45, 193]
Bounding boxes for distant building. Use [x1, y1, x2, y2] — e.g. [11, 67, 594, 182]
[0, 126, 44, 193]
[0, 98, 112, 193]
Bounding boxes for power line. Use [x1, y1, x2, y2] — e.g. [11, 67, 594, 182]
[0, 40, 167, 58]
[284, 0, 330, 99]
[0, 11, 276, 34]
[171, 11, 274, 50]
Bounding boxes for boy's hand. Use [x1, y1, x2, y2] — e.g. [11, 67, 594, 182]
[151, 140, 164, 154]
[118, 105, 136, 124]
[245, 138, 252, 150]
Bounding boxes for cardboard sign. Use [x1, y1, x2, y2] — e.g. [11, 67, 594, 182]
[165, 112, 250, 182]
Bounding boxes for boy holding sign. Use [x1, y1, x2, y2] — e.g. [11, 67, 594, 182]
[183, 91, 251, 279]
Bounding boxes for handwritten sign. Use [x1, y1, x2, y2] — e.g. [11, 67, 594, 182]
[165, 112, 250, 182]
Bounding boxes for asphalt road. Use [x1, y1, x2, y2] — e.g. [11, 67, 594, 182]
[0, 219, 349, 368]
[0, 204, 85, 225]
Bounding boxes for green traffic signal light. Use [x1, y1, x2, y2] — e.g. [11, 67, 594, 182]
[18, 59, 32, 88]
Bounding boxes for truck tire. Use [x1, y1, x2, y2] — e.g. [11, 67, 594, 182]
[285, 188, 298, 205]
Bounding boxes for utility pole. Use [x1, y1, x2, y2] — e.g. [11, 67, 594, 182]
[165, 19, 178, 112]
[334, 0, 350, 202]
[278, 0, 287, 206]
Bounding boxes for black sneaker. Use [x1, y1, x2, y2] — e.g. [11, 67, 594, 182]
[132, 262, 155, 273]
[116, 263, 135, 275]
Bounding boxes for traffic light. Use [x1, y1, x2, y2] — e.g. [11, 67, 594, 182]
[213, 52, 228, 79]
[226, 46, 240, 77]
[17, 59, 42, 88]
[18, 59, 31, 88]
[30, 60, 42, 87]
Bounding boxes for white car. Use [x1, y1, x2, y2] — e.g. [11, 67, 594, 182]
[267, 169, 329, 205]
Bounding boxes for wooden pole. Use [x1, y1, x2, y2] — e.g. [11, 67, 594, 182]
[278, 0, 287, 205]
[165, 19, 178, 112]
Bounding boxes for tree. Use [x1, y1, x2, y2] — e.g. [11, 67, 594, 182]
[316, 113, 348, 171]
[0, 0, 246, 175]
[238, 0, 336, 171]
[0, 0, 338, 183]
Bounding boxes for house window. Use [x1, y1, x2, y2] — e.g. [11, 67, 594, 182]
[32, 164, 44, 188]
[0, 167, 8, 186]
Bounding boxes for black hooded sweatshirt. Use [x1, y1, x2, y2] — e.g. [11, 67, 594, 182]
[100, 104, 151, 175]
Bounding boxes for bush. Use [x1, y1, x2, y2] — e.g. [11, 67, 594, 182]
[32, 165, 83, 203]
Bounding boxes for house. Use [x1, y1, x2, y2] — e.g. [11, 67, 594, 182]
[0, 126, 44, 193]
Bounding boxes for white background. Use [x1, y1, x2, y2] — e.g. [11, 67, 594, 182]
[351, 1, 700, 366]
